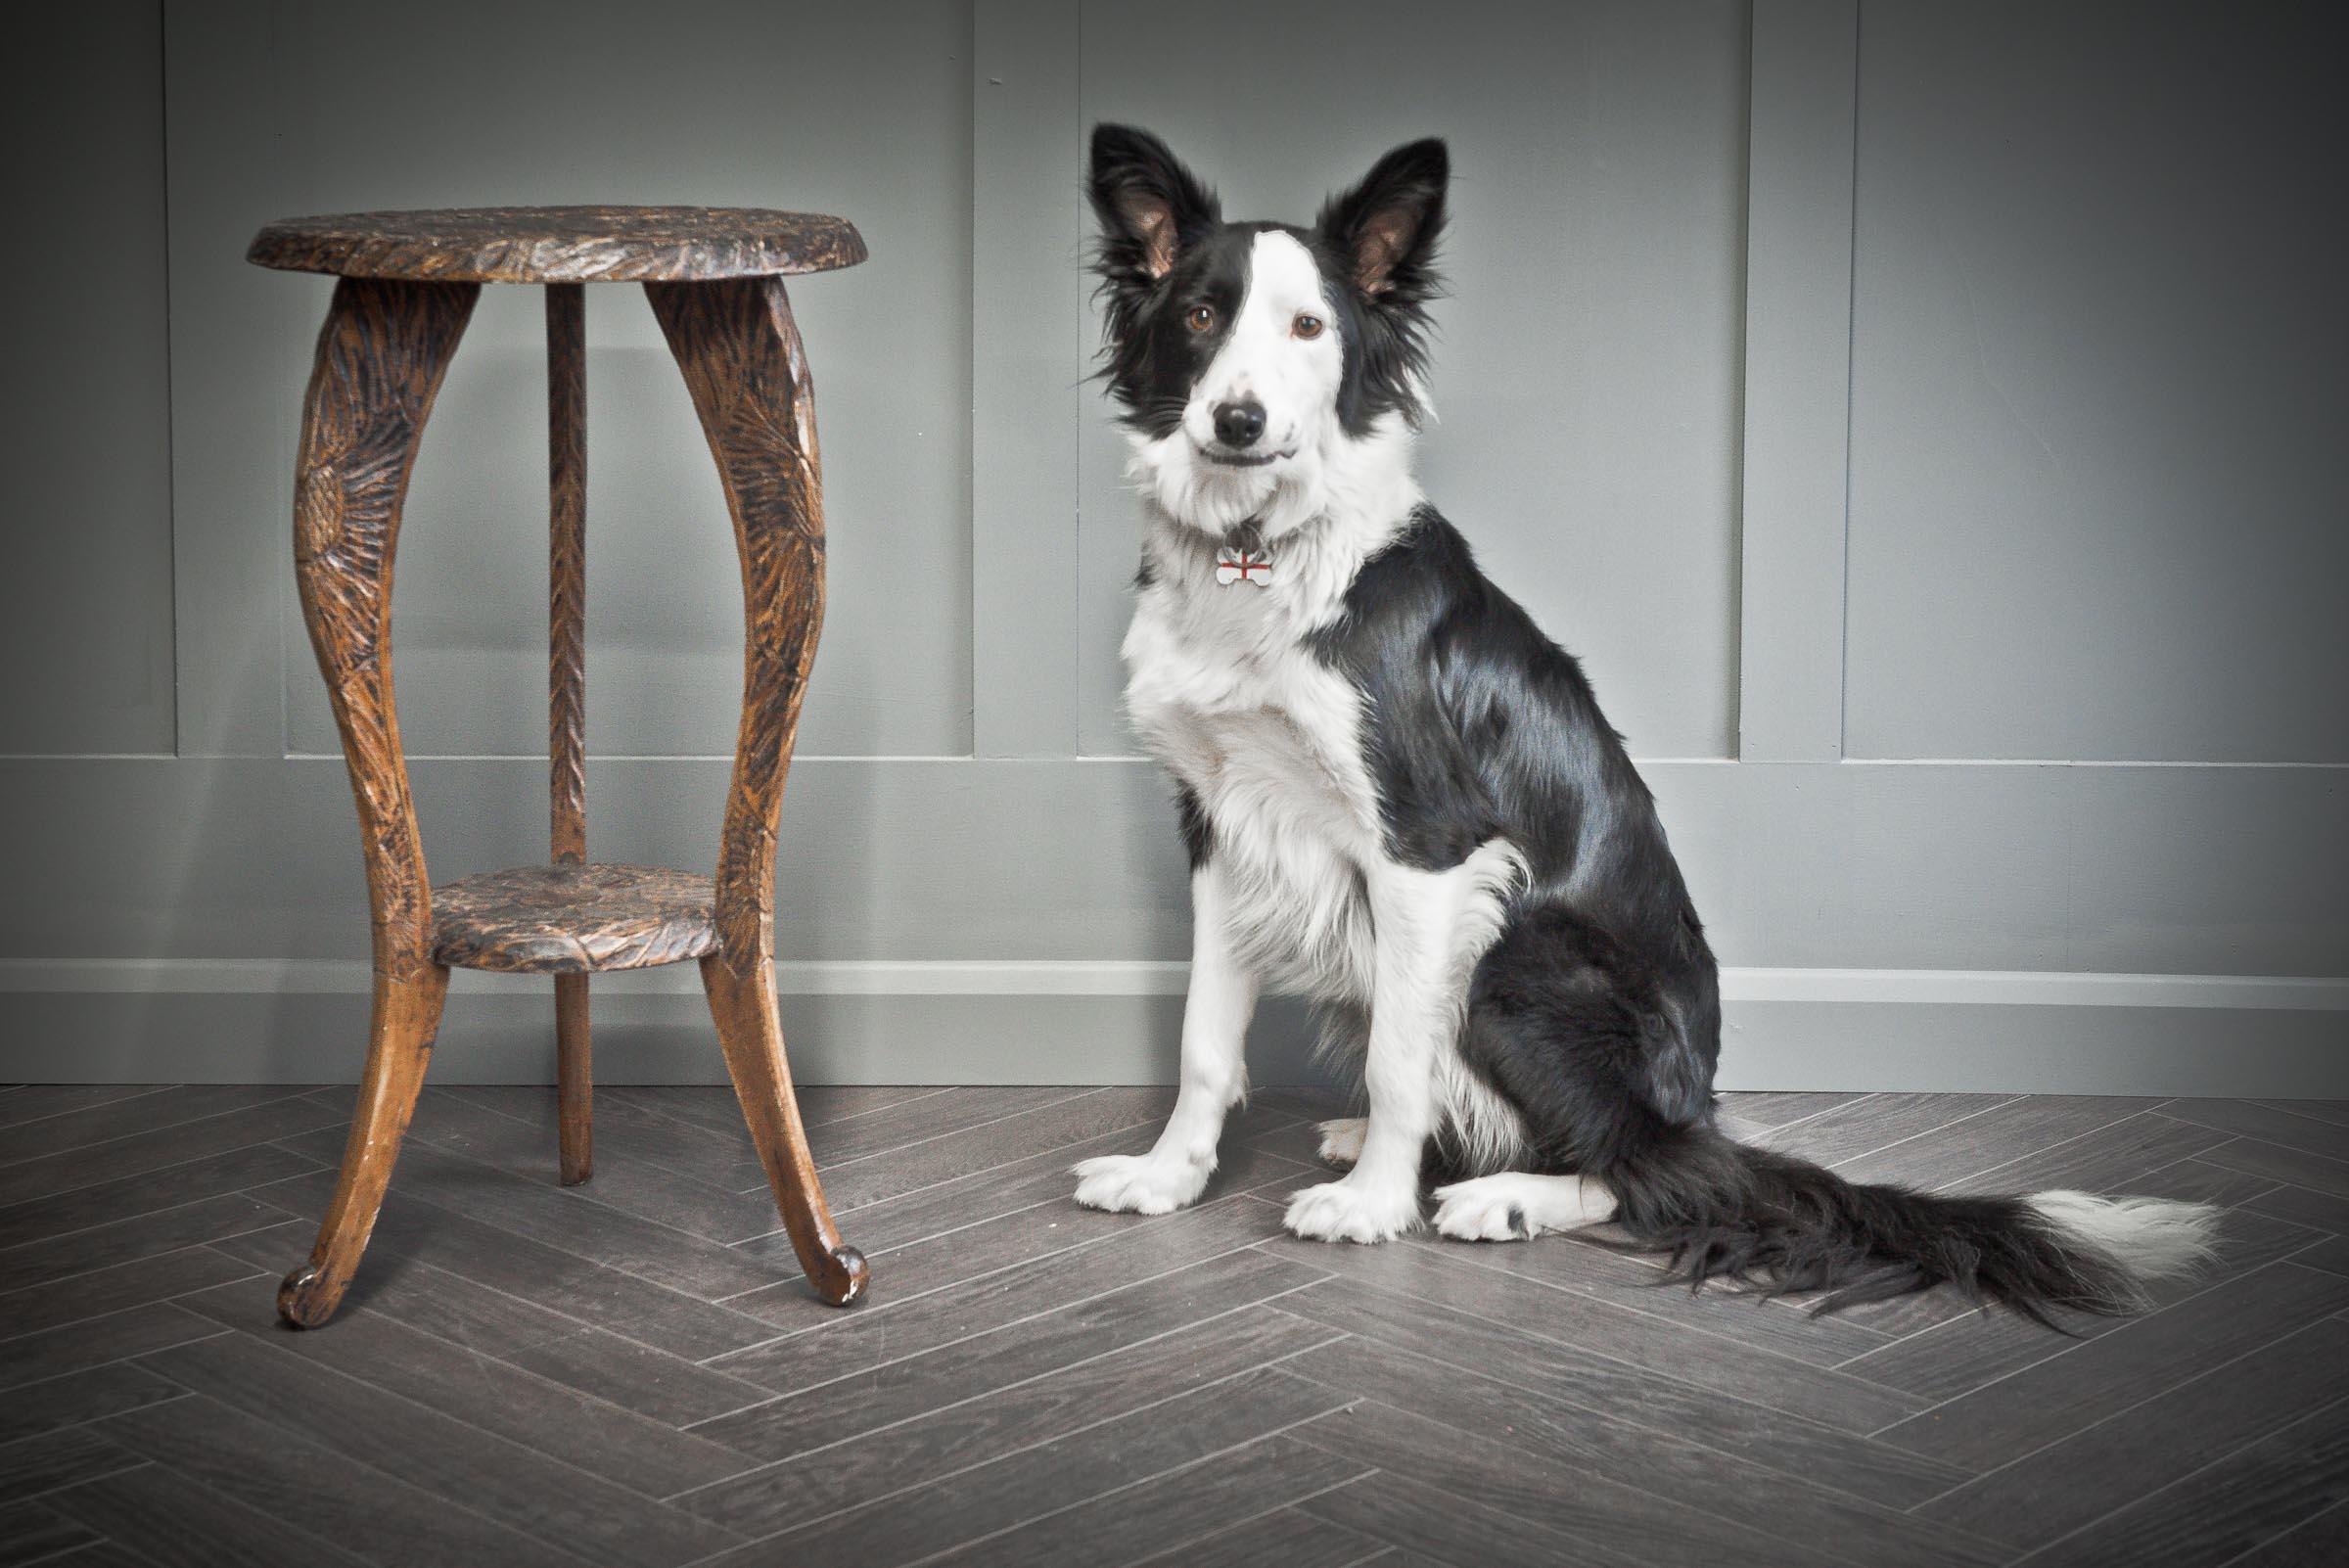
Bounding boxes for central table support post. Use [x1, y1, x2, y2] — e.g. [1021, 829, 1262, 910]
[647, 274, 866, 1306]
[547, 282, 592, 1186]
[279, 277, 479, 1329]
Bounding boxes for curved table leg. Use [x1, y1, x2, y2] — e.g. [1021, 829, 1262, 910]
[648, 275, 865, 1308]
[279, 277, 478, 1329]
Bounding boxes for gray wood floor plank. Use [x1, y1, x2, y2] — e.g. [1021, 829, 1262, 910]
[1752, 1093, 2019, 1168]
[692, 1248, 1325, 1460]
[2015, 1395, 2349, 1568]
[0, 1248, 259, 1343]
[44, 1460, 369, 1568]
[922, 1432, 1368, 1568]
[610, 1084, 956, 1138]
[244, 1170, 783, 1361]
[1283, 1326, 2001, 1568]
[133, 1333, 739, 1568]
[676, 1305, 1339, 1537]
[0, 1304, 225, 1395]
[0, 1425, 145, 1504]
[0, 1142, 319, 1253]
[500, 1326, 777, 1429]
[1254, 1215, 1924, 1434]
[1876, 1264, 2349, 1470]
[1944, 1110, 2233, 1197]
[0, 1194, 284, 1296]
[95, 1393, 590, 1568]
[271, 1129, 795, 1303]
[1839, 1205, 2321, 1398]
[835, 1096, 1192, 1256]
[1270, 1274, 1969, 1508]
[0, 1361, 185, 1446]
[2248, 1099, 2349, 1131]
[2129, 1156, 2284, 1208]
[707, 1189, 1303, 1394]
[1128, 1503, 1386, 1568]
[5, 1088, 2337, 1568]
[2163, 1101, 2349, 1162]
[0, 1098, 347, 1210]
[800, 1087, 1098, 1182]
[2223, 1499, 2349, 1568]
[815, 1088, 1177, 1214]
[8, 1540, 152, 1568]
[770, 1132, 1315, 1310]
[2200, 1137, 2349, 1202]
[400, 1086, 767, 1196]
[1918, 1316, 2349, 1546]
[2244, 1181, 2349, 1234]
[0, 1088, 310, 1170]
[2293, 1233, 2349, 1275]
[1718, 1090, 1870, 1130]
[0, 1087, 167, 1133]
[1834, 1096, 2159, 1189]
[207, 1220, 584, 1359]
[1295, 1397, 1946, 1568]
[1292, 1469, 1620, 1568]
[1396, 1230, 1894, 1367]
[714, 1365, 1348, 1568]
[0, 1498, 100, 1567]
[171, 1273, 760, 1498]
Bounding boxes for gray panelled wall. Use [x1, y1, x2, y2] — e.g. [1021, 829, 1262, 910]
[1, 0, 2342, 1091]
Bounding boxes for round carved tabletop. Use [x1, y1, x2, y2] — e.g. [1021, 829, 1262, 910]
[247, 206, 866, 283]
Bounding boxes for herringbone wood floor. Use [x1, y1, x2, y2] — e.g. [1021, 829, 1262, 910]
[1, 1083, 2345, 1568]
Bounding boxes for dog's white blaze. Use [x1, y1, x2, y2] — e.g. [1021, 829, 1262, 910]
[1129, 232, 1412, 546]
[1181, 230, 1342, 460]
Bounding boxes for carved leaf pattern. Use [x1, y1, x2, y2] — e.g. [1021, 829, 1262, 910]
[645, 276, 828, 971]
[291, 278, 480, 976]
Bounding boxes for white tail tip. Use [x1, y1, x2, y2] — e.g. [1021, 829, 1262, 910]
[2027, 1189, 2224, 1303]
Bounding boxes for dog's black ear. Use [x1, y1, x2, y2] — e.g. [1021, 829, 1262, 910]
[1317, 138, 1448, 302]
[1088, 124, 1221, 289]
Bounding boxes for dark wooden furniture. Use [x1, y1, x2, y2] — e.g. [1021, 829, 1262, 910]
[251, 207, 870, 1328]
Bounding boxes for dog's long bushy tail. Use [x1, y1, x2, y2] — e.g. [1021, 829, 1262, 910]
[1600, 1124, 2221, 1323]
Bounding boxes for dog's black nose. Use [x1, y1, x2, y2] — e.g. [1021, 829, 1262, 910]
[1213, 399, 1266, 447]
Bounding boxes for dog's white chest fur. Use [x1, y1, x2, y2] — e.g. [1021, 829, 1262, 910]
[1123, 527, 1385, 1001]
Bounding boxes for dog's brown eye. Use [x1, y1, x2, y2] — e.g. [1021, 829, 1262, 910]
[1186, 305, 1216, 333]
[1293, 313, 1325, 340]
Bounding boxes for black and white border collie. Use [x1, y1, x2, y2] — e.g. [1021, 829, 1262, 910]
[1071, 124, 2219, 1320]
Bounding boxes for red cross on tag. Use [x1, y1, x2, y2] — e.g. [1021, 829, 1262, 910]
[1215, 547, 1273, 586]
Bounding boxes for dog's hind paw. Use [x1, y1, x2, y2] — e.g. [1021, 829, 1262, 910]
[1314, 1118, 1366, 1168]
[1433, 1173, 1616, 1242]
[1071, 1152, 1212, 1216]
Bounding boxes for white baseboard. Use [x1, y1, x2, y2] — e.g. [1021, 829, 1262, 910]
[2, 959, 2343, 1093]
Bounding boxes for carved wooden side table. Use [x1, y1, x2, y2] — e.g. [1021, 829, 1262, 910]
[250, 208, 869, 1327]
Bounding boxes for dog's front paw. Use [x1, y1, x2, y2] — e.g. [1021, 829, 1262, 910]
[1071, 1152, 1213, 1216]
[1314, 1118, 1366, 1168]
[1283, 1178, 1418, 1244]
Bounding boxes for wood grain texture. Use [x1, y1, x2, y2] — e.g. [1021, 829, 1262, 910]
[248, 206, 866, 283]
[277, 968, 448, 1329]
[547, 280, 592, 1187]
[430, 862, 717, 973]
[11, 1091, 2349, 1566]
[279, 278, 471, 1325]
[645, 271, 859, 1308]
[291, 276, 476, 980]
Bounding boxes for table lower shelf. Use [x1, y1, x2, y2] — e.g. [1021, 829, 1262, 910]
[431, 862, 718, 973]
